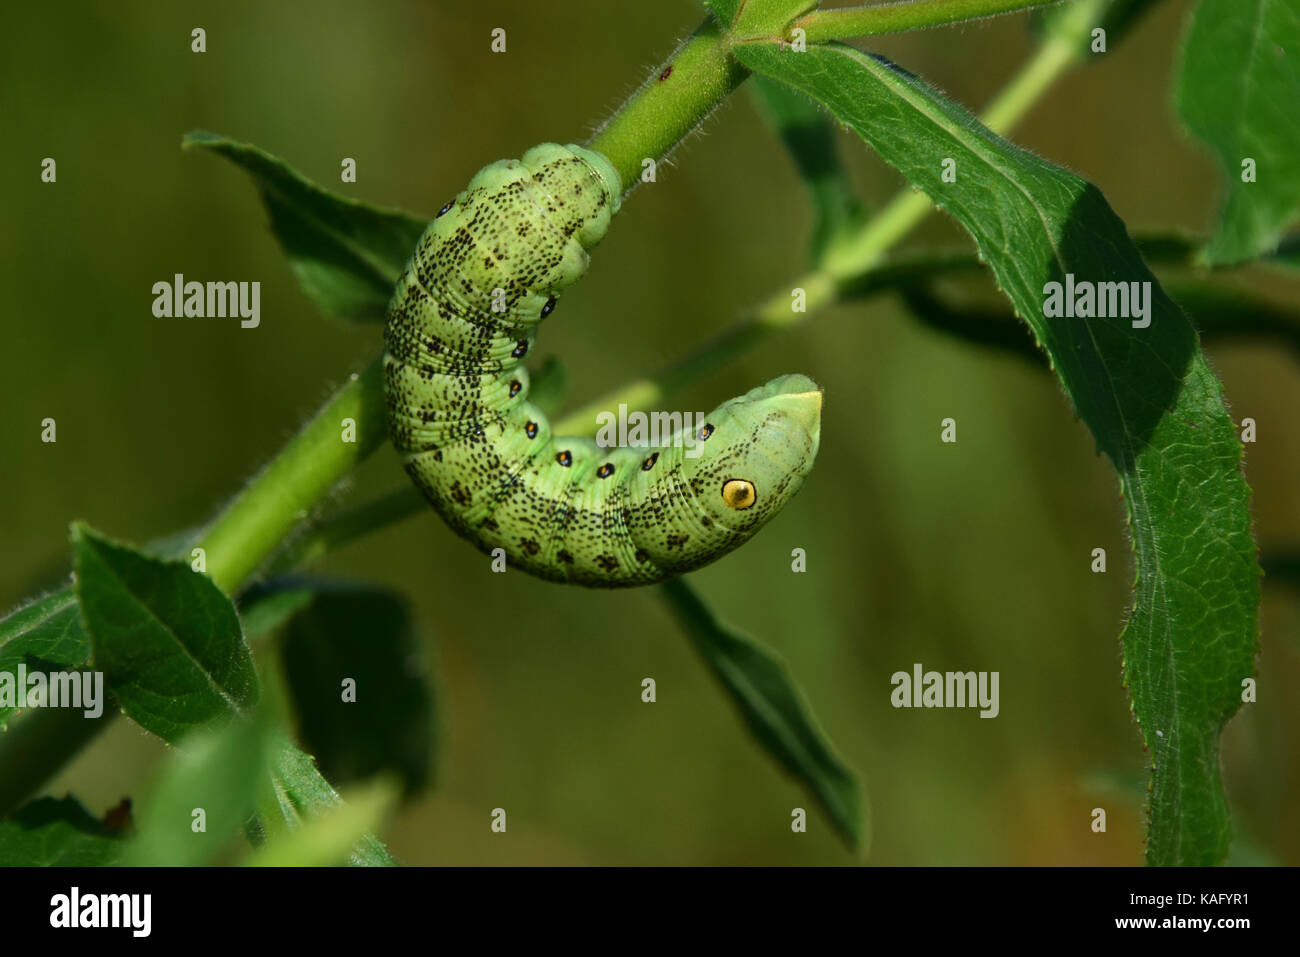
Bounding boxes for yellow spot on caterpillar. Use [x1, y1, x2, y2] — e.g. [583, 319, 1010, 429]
[721, 479, 757, 510]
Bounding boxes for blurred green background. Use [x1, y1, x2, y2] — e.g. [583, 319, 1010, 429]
[2, 0, 1296, 865]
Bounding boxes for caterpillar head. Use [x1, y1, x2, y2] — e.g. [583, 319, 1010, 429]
[682, 374, 822, 535]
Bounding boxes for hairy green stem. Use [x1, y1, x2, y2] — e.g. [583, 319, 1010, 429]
[0, 359, 388, 815]
[794, 0, 1063, 42]
[264, 485, 426, 576]
[588, 18, 748, 192]
[197, 356, 388, 593]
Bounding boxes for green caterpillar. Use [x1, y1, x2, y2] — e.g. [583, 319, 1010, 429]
[383, 143, 822, 587]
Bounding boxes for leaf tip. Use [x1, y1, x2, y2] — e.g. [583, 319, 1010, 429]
[180, 130, 224, 152]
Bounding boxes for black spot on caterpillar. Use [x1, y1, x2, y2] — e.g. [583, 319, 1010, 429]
[383, 143, 822, 587]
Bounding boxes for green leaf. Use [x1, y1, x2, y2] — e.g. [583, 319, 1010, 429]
[1177, 0, 1300, 264]
[705, 0, 742, 27]
[244, 776, 398, 867]
[73, 523, 258, 743]
[182, 130, 427, 321]
[0, 524, 217, 731]
[708, 0, 814, 38]
[660, 579, 864, 852]
[749, 75, 864, 263]
[124, 715, 274, 866]
[141, 525, 207, 562]
[0, 588, 89, 728]
[264, 740, 396, 866]
[0, 796, 124, 865]
[280, 582, 435, 797]
[737, 41, 1259, 865]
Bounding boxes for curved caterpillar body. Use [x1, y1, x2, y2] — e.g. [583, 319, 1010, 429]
[383, 143, 822, 587]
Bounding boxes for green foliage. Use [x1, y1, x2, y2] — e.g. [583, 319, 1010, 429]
[708, 0, 815, 37]
[123, 712, 274, 866]
[749, 75, 863, 263]
[0, 588, 87, 728]
[1177, 0, 1300, 264]
[661, 579, 864, 851]
[2, 0, 1289, 868]
[736, 40, 1259, 865]
[278, 581, 436, 797]
[182, 131, 426, 321]
[0, 796, 124, 865]
[893, 267, 1300, 362]
[74, 523, 258, 743]
[192, 131, 854, 840]
[245, 776, 397, 867]
[263, 740, 396, 866]
[1163, 281, 1300, 356]
[118, 684, 396, 865]
[705, 0, 745, 28]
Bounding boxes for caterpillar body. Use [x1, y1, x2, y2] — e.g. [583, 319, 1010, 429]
[383, 143, 822, 587]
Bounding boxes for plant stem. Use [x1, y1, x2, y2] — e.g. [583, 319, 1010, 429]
[794, 0, 1062, 42]
[0, 357, 387, 816]
[197, 355, 389, 593]
[588, 18, 748, 192]
[264, 485, 426, 577]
